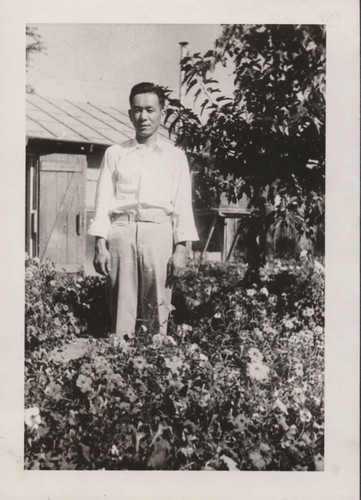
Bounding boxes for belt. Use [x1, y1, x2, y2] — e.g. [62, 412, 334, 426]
[111, 212, 172, 224]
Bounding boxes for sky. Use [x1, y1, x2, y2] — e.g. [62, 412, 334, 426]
[27, 24, 234, 111]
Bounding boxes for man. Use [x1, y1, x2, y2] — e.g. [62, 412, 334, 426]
[88, 82, 199, 337]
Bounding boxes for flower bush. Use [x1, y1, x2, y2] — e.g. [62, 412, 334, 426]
[25, 254, 324, 470]
[25, 256, 109, 350]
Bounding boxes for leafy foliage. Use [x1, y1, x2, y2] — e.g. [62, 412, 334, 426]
[25, 255, 324, 470]
[165, 25, 325, 265]
[26, 25, 46, 68]
[26, 25, 46, 93]
[25, 256, 109, 351]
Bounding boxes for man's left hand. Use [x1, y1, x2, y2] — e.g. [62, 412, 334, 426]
[166, 243, 187, 286]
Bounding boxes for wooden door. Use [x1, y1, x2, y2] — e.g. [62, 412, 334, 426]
[39, 153, 86, 273]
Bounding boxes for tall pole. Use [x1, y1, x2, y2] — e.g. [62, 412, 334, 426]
[179, 41, 188, 104]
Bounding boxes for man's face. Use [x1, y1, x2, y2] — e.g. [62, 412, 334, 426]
[128, 92, 164, 139]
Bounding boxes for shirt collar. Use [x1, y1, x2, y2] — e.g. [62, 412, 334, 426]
[129, 135, 163, 153]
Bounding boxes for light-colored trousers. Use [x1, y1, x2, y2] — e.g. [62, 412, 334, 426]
[106, 215, 173, 337]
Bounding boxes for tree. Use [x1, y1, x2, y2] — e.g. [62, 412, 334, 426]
[165, 25, 325, 276]
[26, 25, 46, 93]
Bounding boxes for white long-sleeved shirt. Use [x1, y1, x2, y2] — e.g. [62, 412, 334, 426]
[88, 136, 199, 244]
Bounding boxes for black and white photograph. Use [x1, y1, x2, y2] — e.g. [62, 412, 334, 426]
[25, 23, 326, 472]
[1, 0, 359, 498]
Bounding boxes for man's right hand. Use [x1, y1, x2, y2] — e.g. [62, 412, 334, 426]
[93, 237, 111, 276]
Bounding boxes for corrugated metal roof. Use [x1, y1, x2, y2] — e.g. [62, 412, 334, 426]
[26, 93, 171, 146]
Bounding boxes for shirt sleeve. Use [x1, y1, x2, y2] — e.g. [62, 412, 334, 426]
[172, 149, 199, 244]
[88, 147, 115, 239]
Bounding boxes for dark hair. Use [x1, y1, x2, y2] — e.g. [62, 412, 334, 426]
[129, 82, 166, 109]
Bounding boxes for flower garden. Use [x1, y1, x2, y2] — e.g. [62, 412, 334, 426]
[25, 253, 324, 471]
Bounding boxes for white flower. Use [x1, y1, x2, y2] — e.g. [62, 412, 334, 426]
[263, 323, 277, 335]
[314, 260, 325, 274]
[260, 287, 269, 297]
[254, 327, 263, 340]
[299, 408, 312, 423]
[227, 368, 240, 379]
[312, 396, 321, 407]
[213, 312, 222, 319]
[152, 334, 176, 347]
[249, 450, 266, 470]
[294, 361, 304, 377]
[188, 343, 199, 354]
[246, 289, 257, 297]
[233, 413, 248, 431]
[25, 407, 42, 430]
[302, 307, 315, 317]
[180, 446, 194, 458]
[259, 443, 271, 455]
[274, 398, 288, 414]
[163, 335, 177, 346]
[109, 335, 131, 352]
[247, 361, 270, 382]
[300, 249, 308, 259]
[286, 424, 298, 440]
[220, 454, 240, 471]
[299, 330, 314, 342]
[165, 355, 183, 374]
[293, 387, 306, 405]
[313, 453, 324, 471]
[234, 307, 243, 320]
[111, 444, 119, 455]
[301, 432, 312, 445]
[268, 295, 278, 305]
[284, 319, 294, 329]
[248, 347, 263, 362]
